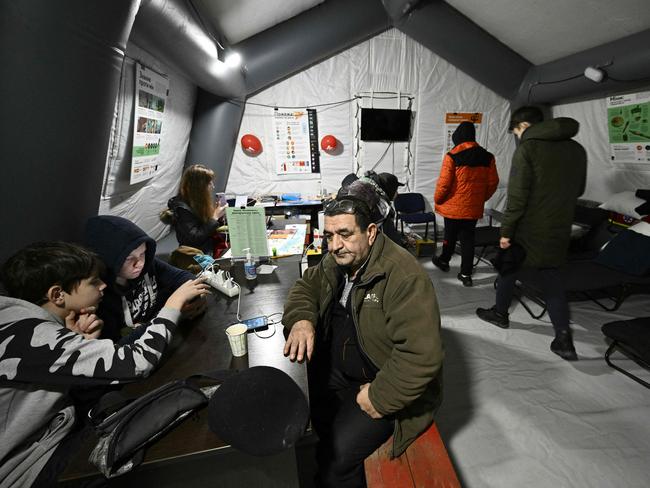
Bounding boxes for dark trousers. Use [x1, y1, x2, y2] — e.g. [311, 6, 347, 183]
[439, 217, 478, 276]
[495, 267, 571, 334]
[309, 366, 394, 488]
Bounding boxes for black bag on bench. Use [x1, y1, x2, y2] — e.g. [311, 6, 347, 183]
[88, 371, 233, 478]
[87, 366, 309, 478]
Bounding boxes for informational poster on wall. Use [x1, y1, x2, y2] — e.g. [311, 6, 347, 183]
[131, 63, 169, 184]
[607, 91, 650, 164]
[273, 108, 320, 175]
[444, 112, 486, 153]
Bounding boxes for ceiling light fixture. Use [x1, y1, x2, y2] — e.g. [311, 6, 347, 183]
[584, 66, 606, 83]
[225, 52, 242, 68]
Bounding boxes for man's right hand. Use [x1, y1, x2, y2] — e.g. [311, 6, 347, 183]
[283, 320, 315, 362]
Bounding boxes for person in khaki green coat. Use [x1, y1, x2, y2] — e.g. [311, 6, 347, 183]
[476, 106, 587, 361]
[283, 188, 443, 488]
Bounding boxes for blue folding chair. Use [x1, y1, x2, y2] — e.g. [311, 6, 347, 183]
[394, 193, 437, 243]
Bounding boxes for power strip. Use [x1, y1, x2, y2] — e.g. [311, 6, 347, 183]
[203, 270, 239, 297]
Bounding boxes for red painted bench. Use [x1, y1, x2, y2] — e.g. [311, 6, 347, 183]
[364, 423, 461, 488]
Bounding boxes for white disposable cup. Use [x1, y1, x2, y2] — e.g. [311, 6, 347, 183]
[225, 323, 248, 357]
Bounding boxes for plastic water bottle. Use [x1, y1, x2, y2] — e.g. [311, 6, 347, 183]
[243, 248, 257, 280]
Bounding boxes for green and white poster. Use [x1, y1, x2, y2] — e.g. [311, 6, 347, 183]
[131, 63, 169, 184]
[607, 91, 650, 164]
[225, 207, 269, 258]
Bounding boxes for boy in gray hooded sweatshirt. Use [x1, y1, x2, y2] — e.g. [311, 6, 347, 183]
[0, 241, 208, 487]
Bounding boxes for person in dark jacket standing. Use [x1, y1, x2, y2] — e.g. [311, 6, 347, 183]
[167, 164, 227, 255]
[283, 186, 443, 488]
[433, 122, 499, 286]
[476, 106, 587, 360]
[84, 215, 206, 342]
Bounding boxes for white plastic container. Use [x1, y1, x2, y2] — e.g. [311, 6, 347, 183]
[243, 248, 257, 280]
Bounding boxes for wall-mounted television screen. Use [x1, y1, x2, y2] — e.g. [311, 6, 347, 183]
[360, 108, 412, 142]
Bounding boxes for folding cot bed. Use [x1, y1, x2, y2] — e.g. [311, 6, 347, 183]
[513, 204, 650, 319]
[601, 316, 650, 388]
[514, 260, 650, 319]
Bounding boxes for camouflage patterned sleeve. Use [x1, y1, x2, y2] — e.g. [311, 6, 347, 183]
[0, 308, 180, 387]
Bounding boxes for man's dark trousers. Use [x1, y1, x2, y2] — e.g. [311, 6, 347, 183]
[309, 363, 393, 487]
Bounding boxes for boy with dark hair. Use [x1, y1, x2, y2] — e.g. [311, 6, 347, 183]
[0, 241, 209, 487]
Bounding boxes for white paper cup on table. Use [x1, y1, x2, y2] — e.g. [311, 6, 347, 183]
[225, 323, 248, 357]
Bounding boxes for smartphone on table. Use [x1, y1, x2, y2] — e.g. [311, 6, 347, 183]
[241, 315, 268, 331]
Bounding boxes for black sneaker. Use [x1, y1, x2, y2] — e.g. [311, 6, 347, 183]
[550, 330, 578, 361]
[457, 273, 473, 287]
[476, 306, 509, 328]
[432, 256, 450, 272]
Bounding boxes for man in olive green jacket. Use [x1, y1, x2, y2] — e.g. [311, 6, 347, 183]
[283, 193, 443, 488]
[477, 106, 587, 360]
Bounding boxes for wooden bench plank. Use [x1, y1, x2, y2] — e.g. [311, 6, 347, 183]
[364, 446, 384, 487]
[369, 438, 414, 486]
[406, 424, 461, 488]
[364, 423, 461, 488]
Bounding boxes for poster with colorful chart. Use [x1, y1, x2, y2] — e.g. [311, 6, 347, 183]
[273, 108, 320, 175]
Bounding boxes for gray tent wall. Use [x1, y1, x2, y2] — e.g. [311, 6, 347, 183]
[129, 0, 247, 100]
[515, 29, 650, 106]
[186, 0, 391, 188]
[185, 93, 244, 192]
[0, 0, 139, 264]
[182, 0, 650, 167]
[235, 0, 391, 96]
[187, 0, 533, 188]
[3, 0, 649, 265]
[395, 0, 531, 101]
[128, 0, 247, 187]
[381, 0, 421, 21]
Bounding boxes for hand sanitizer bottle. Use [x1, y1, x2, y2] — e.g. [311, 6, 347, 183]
[243, 248, 257, 280]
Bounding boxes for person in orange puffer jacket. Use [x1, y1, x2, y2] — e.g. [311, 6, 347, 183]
[432, 122, 499, 286]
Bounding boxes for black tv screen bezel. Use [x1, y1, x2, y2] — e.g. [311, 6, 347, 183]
[360, 108, 412, 142]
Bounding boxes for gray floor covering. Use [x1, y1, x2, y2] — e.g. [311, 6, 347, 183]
[421, 254, 650, 488]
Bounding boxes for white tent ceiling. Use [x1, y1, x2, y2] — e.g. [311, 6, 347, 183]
[194, 0, 650, 66]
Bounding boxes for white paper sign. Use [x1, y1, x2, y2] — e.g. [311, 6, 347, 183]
[273, 109, 314, 175]
[444, 112, 487, 153]
[607, 91, 650, 164]
[131, 63, 168, 184]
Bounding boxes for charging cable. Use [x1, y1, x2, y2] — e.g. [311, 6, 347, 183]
[299, 242, 317, 277]
[252, 312, 284, 339]
[233, 281, 242, 321]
